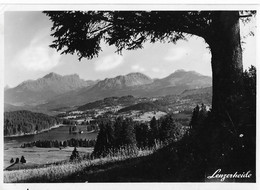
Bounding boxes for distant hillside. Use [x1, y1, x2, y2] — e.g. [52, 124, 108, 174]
[4, 110, 61, 137]
[78, 95, 137, 111]
[5, 72, 96, 106]
[181, 86, 212, 97]
[78, 86, 212, 114]
[180, 87, 212, 105]
[4, 103, 22, 112]
[118, 102, 159, 113]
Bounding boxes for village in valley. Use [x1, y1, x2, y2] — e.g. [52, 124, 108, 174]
[56, 94, 211, 130]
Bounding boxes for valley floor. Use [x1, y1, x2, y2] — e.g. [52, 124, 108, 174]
[4, 147, 93, 170]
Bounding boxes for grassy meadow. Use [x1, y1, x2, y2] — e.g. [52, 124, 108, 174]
[4, 147, 93, 170]
[4, 147, 158, 183]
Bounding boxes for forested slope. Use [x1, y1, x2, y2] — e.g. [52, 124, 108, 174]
[4, 110, 61, 136]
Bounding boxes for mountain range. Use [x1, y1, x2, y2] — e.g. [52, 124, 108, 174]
[4, 72, 97, 106]
[4, 70, 212, 112]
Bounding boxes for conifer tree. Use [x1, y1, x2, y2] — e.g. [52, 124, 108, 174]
[160, 114, 182, 142]
[121, 118, 136, 146]
[93, 122, 113, 157]
[135, 123, 149, 148]
[10, 158, 14, 163]
[20, 156, 26, 164]
[70, 147, 79, 161]
[150, 116, 159, 143]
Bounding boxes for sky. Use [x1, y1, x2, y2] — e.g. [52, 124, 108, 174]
[4, 11, 256, 87]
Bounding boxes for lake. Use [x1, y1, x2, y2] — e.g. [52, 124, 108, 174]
[4, 125, 98, 149]
[4, 125, 98, 169]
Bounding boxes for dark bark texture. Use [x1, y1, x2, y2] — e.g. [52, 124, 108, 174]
[206, 11, 243, 114]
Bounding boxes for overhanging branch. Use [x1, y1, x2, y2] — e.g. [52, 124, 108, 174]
[239, 14, 253, 18]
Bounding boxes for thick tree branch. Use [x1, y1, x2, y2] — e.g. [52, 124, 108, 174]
[239, 14, 253, 18]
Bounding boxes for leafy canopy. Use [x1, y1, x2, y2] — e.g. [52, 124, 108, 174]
[44, 11, 255, 60]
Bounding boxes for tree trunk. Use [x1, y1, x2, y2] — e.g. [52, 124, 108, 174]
[206, 11, 243, 115]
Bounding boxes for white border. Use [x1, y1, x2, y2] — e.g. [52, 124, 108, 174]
[0, 4, 259, 10]
[0, 0, 259, 5]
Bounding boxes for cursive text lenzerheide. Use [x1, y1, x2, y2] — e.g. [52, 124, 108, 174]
[207, 169, 252, 181]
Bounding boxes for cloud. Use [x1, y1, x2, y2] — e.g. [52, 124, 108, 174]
[12, 32, 62, 71]
[95, 54, 124, 71]
[151, 67, 160, 73]
[164, 47, 189, 62]
[131, 64, 146, 72]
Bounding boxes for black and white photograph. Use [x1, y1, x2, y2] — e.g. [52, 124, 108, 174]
[1, 2, 258, 188]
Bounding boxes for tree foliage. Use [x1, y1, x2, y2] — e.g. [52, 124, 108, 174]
[93, 117, 137, 157]
[159, 114, 185, 143]
[70, 147, 80, 161]
[189, 104, 208, 130]
[135, 123, 149, 148]
[93, 121, 115, 157]
[21, 138, 96, 148]
[149, 116, 159, 141]
[20, 156, 26, 164]
[15, 158, 19, 164]
[93, 115, 186, 157]
[43, 11, 255, 60]
[186, 66, 256, 178]
[10, 158, 14, 163]
[4, 110, 60, 136]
